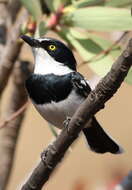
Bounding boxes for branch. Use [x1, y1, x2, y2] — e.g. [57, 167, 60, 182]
[0, 60, 31, 190]
[114, 171, 132, 190]
[79, 31, 128, 67]
[0, 101, 29, 129]
[0, 0, 8, 3]
[7, 0, 21, 23]
[0, 3, 8, 46]
[21, 39, 132, 190]
[47, 4, 64, 29]
[0, 8, 28, 97]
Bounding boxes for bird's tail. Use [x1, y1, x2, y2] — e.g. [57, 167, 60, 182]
[83, 117, 124, 154]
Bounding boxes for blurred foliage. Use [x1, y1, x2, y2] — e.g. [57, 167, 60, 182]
[20, 0, 132, 84]
[20, 0, 42, 20]
[71, 180, 86, 190]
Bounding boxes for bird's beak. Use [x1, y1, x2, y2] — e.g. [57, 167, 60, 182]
[21, 35, 39, 47]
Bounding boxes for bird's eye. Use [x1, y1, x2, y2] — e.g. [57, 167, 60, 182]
[48, 44, 57, 51]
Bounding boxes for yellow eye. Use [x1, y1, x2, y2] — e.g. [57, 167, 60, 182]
[48, 44, 57, 51]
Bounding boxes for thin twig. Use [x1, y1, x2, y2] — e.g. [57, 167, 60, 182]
[47, 4, 64, 29]
[79, 31, 129, 67]
[0, 101, 29, 129]
[21, 39, 132, 190]
[0, 0, 8, 4]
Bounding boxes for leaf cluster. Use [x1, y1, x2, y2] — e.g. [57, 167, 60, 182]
[20, 0, 132, 84]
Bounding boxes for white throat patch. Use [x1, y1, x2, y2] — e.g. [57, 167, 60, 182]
[33, 48, 73, 76]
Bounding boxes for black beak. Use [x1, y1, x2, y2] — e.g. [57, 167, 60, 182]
[21, 35, 39, 47]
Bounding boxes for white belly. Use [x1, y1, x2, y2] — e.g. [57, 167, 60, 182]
[33, 90, 84, 129]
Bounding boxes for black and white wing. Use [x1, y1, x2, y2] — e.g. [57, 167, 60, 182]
[71, 72, 123, 154]
[71, 72, 91, 98]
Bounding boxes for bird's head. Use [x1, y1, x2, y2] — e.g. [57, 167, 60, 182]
[21, 35, 77, 75]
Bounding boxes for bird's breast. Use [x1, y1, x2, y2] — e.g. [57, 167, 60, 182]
[34, 90, 84, 129]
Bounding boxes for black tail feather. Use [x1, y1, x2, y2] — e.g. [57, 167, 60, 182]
[83, 117, 123, 154]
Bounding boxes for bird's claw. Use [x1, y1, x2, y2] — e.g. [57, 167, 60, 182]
[41, 149, 48, 163]
[63, 116, 71, 129]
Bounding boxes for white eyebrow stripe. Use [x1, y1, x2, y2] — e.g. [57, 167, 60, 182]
[37, 38, 51, 42]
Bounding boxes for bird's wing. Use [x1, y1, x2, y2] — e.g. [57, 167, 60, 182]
[71, 72, 91, 98]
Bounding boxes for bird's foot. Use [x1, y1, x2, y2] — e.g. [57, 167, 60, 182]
[63, 116, 71, 130]
[41, 145, 53, 169]
[41, 149, 49, 165]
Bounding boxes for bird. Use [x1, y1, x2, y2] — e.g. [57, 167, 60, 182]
[21, 35, 123, 154]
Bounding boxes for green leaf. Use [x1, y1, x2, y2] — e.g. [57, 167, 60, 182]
[89, 55, 114, 76]
[90, 53, 132, 85]
[73, 0, 105, 8]
[61, 28, 119, 59]
[63, 7, 132, 31]
[39, 21, 48, 36]
[83, 34, 124, 80]
[58, 28, 122, 81]
[58, 28, 131, 85]
[44, 0, 70, 12]
[66, 32, 103, 60]
[44, 0, 55, 12]
[60, 29, 98, 60]
[20, 0, 42, 20]
[48, 124, 58, 137]
[73, 0, 132, 8]
[125, 69, 132, 85]
[105, 0, 131, 8]
[78, 33, 121, 77]
[88, 48, 120, 76]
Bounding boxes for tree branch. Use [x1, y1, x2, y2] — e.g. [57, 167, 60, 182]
[79, 31, 129, 67]
[0, 8, 28, 97]
[0, 61, 31, 190]
[0, 101, 29, 129]
[21, 39, 132, 190]
[7, 0, 21, 23]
